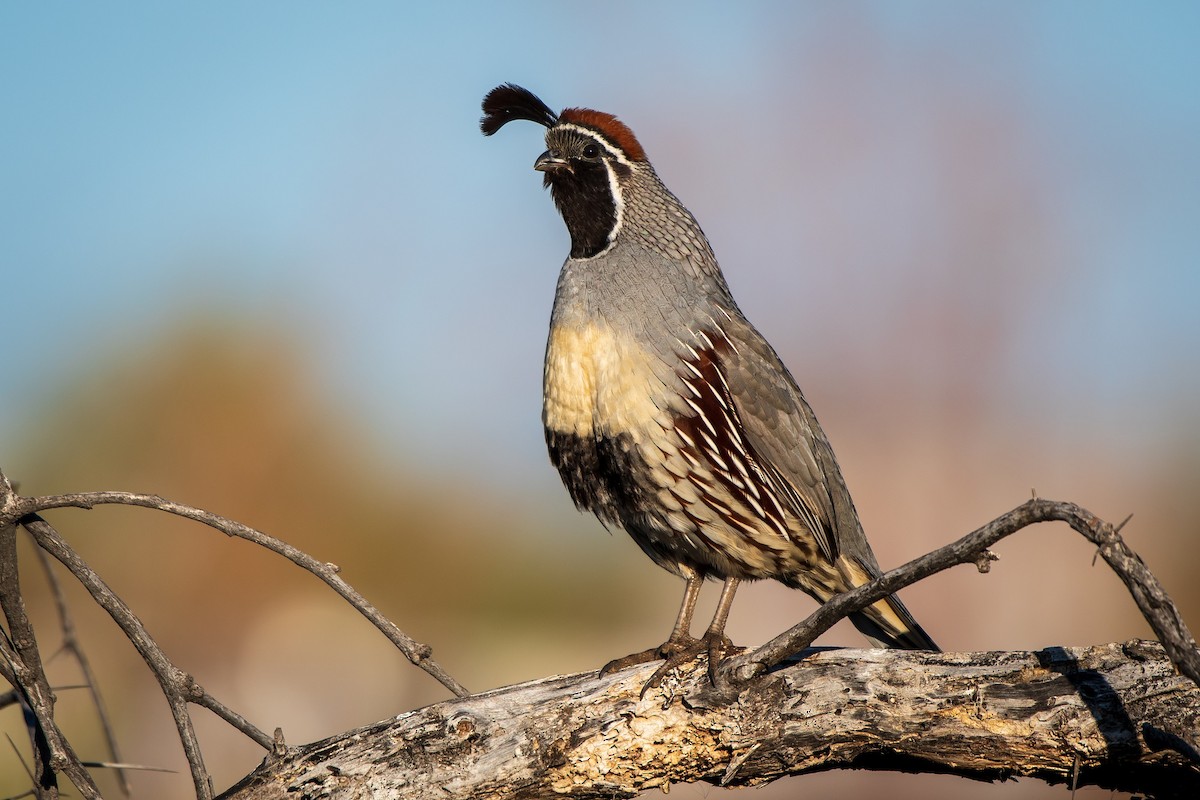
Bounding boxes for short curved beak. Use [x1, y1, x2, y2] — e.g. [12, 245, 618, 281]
[534, 150, 571, 174]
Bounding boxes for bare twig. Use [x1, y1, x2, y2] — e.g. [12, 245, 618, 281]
[34, 546, 132, 797]
[6, 459, 1196, 800]
[79, 761, 176, 773]
[0, 632, 100, 800]
[7, 488, 467, 698]
[19, 515, 218, 799]
[5, 732, 37, 796]
[190, 690, 274, 751]
[0, 516, 101, 800]
[0, 467, 466, 798]
[0, 520, 55, 799]
[723, 498, 1200, 687]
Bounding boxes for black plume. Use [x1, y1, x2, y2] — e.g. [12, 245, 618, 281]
[480, 83, 559, 135]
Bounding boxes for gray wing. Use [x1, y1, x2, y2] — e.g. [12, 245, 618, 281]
[713, 311, 883, 575]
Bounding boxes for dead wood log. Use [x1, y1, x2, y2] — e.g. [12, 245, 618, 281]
[220, 640, 1200, 800]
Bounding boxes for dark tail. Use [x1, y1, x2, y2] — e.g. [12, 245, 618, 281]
[831, 552, 939, 650]
[850, 594, 940, 651]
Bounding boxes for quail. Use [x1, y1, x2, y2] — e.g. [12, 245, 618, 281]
[481, 84, 938, 686]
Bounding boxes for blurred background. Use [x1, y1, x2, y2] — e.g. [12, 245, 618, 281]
[2, 3, 1198, 798]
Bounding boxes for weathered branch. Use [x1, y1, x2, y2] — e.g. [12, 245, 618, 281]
[21, 515, 218, 800]
[33, 545, 132, 797]
[219, 641, 1200, 800]
[0, 469, 469, 798]
[4, 487, 467, 698]
[725, 498, 1200, 687]
[0, 483, 101, 800]
[4, 463, 1196, 799]
[216, 496, 1198, 799]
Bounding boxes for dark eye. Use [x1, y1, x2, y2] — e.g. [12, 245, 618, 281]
[582, 143, 600, 159]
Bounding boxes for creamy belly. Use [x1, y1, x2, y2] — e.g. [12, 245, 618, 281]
[542, 317, 804, 581]
[542, 319, 671, 440]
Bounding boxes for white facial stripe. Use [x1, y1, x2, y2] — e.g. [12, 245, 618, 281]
[554, 123, 634, 167]
[602, 160, 625, 250]
[548, 121, 629, 258]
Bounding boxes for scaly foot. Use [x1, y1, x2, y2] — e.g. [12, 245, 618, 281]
[601, 631, 743, 696]
[599, 634, 700, 677]
[643, 629, 742, 695]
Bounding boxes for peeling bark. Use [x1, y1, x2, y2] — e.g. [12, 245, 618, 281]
[220, 641, 1200, 800]
[6, 477, 1194, 799]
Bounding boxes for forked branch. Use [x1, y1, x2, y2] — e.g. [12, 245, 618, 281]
[7, 487, 466, 698]
[723, 498, 1200, 687]
[0, 468, 467, 800]
[3, 463, 1197, 800]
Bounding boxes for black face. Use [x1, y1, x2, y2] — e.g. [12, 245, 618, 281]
[541, 128, 628, 259]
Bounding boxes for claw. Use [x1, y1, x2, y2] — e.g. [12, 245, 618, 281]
[599, 635, 700, 677]
[621, 631, 743, 698]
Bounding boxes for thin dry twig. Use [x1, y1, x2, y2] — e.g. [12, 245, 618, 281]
[5, 456, 1196, 800]
[7, 487, 467, 698]
[21, 514, 320, 796]
[20, 515, 218, 800]
[0, 467, 467, 799]
[723, 498, 1200, 687]
[4, 732, 37, 793]
[34, 546, 132, 797]
[0, 509, 102, 800]
[79, 761, 176, 773]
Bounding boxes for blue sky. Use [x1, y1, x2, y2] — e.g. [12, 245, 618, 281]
[3, 2, 1198, 483]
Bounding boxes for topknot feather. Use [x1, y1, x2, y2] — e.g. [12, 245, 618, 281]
[481, 83, 559, 135]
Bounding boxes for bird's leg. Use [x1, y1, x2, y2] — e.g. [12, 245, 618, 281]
[660, 569, 703, 655]
[599, 569, 702, 676]
[641, 577, 744, 695]
[700, 576, 741, 685]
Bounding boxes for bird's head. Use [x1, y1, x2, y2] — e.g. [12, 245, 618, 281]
[481, 83, 649, 259]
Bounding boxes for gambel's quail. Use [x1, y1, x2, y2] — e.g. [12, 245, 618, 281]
[481, 83, 938, 687]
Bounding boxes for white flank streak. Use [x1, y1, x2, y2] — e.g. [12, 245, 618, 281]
[712, 363, 731, 391]
[707, 382, 730, 411]
[691, 402, 719, 438]
[676, 427, 696, 448]
[699, 431, 728, 470]
[744, 493, 767, 520]
[730, 453, 752, 482]
[705, 495, 733, 516]
[733, 516, 760, 536]
[718, 461, 746, 489]
[764, 487, 787, 519]
[721, 409, 743, 445]
[708, 316, 741, 355]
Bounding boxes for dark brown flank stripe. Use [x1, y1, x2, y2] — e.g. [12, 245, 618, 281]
[670, 337, 800, 568]
[545, 328, 831, 581]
